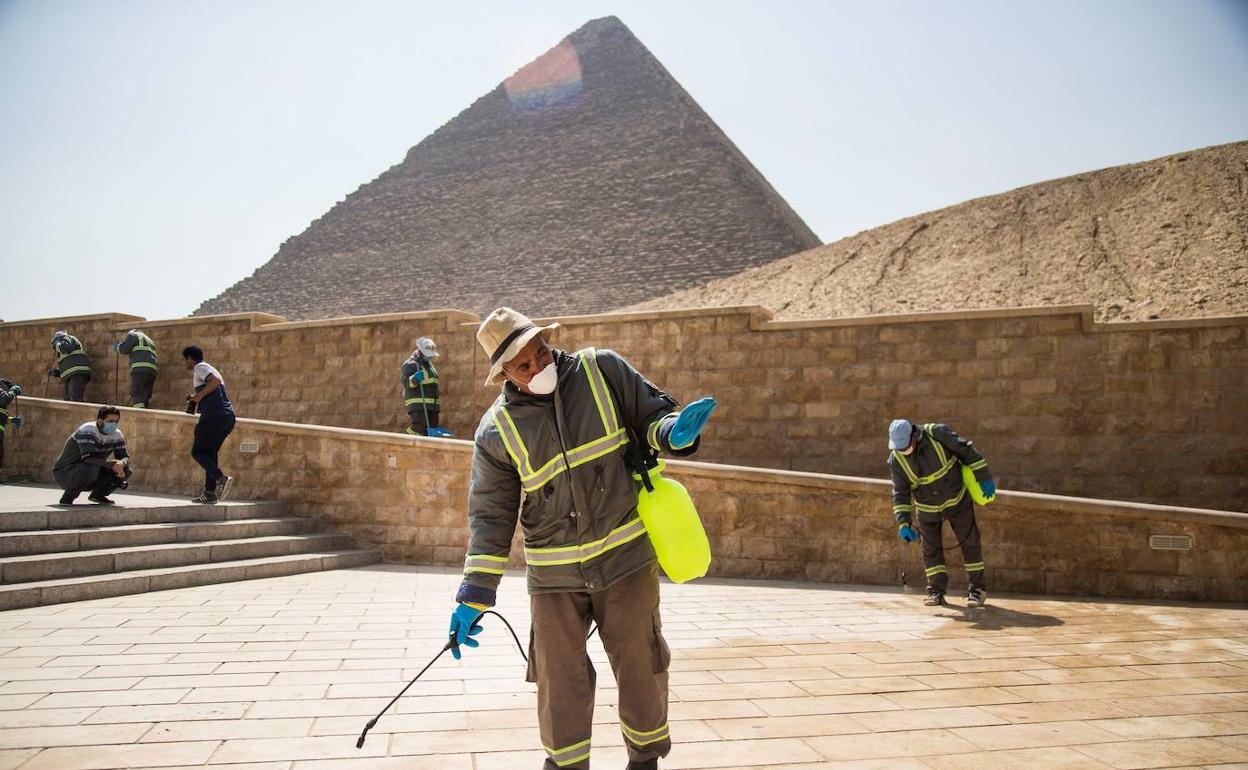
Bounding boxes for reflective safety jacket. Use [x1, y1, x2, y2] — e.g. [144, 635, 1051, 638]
[117, 330, 158, 373]
[52, 335, 91, 380]
[889, 422, 992, 525]
[400, 353, 439, 413]
[456, 348, 695, 606]
[0, 385, 16, 433]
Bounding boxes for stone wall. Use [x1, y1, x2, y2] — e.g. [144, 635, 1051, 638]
[8, 398, 1248, 603]
[2, 303, 1245, 512]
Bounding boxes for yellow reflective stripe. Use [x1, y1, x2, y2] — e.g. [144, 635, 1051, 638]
[891, 451, 918, 485]
[968, 459, 987, 470]
[578, 348, 618, 434]
[404, 426, 421, 435]
[621, 720, 670, 746]
[925, 564, 947, 576]
[129, 361, 158, 371]
[925, 426, 948, 466]
[405, 397, 438, 405]
[510, 427, 628, 493]
[914, 487, 967, 513]
[892, 504, 910, 513]
[494, 407, 533, 476]
[59, 366, 90, 378]
[915, 457, 957, 486]
[525, 517, 646, 567]
[543, 738, 591, 766]
[965, 562, 985, 571]
[464, 554, 508, 575]
[647, 419, 662, 451]
[132, 403, 146, 409]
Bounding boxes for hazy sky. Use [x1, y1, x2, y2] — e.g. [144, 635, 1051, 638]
[2, 0, 1246, 322]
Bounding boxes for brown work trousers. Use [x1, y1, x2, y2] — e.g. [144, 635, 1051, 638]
[527, 561, 671, 769]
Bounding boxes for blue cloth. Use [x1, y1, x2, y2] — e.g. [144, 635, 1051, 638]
[670, 397, 716, 449]
[898, 524, 919, 543]
[449, 603, 485, 660]
[980, 479, 996, 498]
[888, 419, 912, 450]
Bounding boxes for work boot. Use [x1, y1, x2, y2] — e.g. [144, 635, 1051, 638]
[214, 473, 233, 501]
[923, 588, 945, 606]
[191, 492, 218, 505]
[58, 491, 78, 506]
[625, 760, 658, 770]
[87, 491, 115, 505]
[967, 587, 987, 608]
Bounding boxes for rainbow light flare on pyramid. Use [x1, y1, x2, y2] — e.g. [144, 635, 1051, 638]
[505, 40, 583, 111]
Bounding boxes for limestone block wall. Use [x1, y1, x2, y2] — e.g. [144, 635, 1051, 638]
[2, 304, 1245, 512]
[8, 398, 1247, 603]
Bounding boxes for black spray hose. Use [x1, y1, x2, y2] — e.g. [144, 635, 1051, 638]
[914, 516, 980, 552]
[356, 610, 597, 748]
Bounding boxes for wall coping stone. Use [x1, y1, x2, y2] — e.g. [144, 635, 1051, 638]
[0, 312, 145, 328]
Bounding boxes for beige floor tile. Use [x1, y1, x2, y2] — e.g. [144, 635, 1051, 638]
[0, 707, 95, 728]
[882, 686, 1024, 709]
[0, 749, 38, 770]
[293, 757, 471, 770]
[981, 699, 1137, 724]
[756, 693, 900, 718]
[0, 722, 152, 749]
[951, 720, 1130, 751]
[707, 714, 870, 740]
[920, 746, 1116, 769]
[852, 706, 1004, 732]
[83, 702, 247, 724]
[661, 737, 823, 768]
[712, 666, 838, 683]
[1107, 694, 1248, 717]
[18, 740, 220, 770]
[141, 717, 313, 742]
[1093, 713, 1248, 740]
[1075, 737, 1248, 769]
[212, 734, 386, 763]
[805, 728, 981, 760]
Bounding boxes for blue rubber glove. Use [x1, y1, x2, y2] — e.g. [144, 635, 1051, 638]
[898, 524, 919, 543]
[448, 603, 485, 660]
[980, 479, 996, 498]
[112, 342, 121, 352]
[413, 370, 426, 382]
[669, 397, 717, 449]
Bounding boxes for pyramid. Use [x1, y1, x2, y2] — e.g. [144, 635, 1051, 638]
[196, 16, 820, 320]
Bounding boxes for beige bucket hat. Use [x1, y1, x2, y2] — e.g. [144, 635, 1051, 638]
[478, 307, 560, 386]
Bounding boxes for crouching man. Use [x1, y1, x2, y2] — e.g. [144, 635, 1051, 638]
[52, 405, 132, 506]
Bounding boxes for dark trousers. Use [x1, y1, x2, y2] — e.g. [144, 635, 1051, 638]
[64, 374, 90, 402]
[129, 370, 157, 408]
[528, 562, 671, 770]
[406, 408, 440, 436]
[0, 431, 5, 472]
[54, 461, 132, 500]
[192, 414, 235, 493]
[917, 496, 985, 592]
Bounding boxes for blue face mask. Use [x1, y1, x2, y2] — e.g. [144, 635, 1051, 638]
[101, 421, 118, 435]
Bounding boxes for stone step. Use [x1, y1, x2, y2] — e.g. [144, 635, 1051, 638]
[0, 500, 287, 532]
[0, 533, 355, 583]
[0, 517, 317, 557]
[0, 549, 382, 610]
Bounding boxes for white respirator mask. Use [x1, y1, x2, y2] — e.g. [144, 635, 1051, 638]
[526, 361, 558, 395]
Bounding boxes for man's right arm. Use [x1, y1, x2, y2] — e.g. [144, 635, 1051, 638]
[455, 426, 521, 608]
[117, 333, 137, 355]
[889, 458, 913, 526]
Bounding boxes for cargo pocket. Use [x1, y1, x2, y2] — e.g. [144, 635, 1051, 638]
[650, 608, 671, 674]
[525, 625, 538, 683]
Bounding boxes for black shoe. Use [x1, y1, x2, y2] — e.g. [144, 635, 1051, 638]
[626, 761, 658, 770]
[87, 492, 115, 505]
[58, 492, 78, 506]
[191, 492, 218, 504]
[923, 589, 945, 606]
[214, 474, 233, 501]
[967, 587, 987, 608]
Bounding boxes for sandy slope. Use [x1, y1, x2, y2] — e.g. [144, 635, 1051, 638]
[627, 141, 1248, 321]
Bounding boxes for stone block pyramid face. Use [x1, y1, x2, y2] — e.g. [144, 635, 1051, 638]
[195, 16, 820, 321]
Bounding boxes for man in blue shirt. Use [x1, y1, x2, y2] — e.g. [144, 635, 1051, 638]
[182, 346, 236, 504]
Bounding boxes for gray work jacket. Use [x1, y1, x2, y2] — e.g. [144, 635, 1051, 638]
[456, 348, 694, 605]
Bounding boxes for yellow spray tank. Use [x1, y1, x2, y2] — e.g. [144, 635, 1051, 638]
[961, 464, 996, 505]
[632, 460, 711, 583]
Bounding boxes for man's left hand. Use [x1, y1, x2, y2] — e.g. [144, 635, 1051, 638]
[670, 397, 717, 449]
[980, 478, 996, 498]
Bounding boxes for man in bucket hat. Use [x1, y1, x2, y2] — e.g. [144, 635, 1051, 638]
[451, 307, 717, 770]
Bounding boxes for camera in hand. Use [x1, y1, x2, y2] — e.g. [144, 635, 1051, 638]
[184, 396, 197, 415]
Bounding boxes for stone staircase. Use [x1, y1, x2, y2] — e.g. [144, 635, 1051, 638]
[0, 485, 380, 610]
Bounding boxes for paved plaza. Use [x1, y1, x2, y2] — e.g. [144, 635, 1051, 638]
[1, 564, 1247, 769]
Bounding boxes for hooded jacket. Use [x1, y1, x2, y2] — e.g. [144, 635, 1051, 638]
[456, 348, 696, 606]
